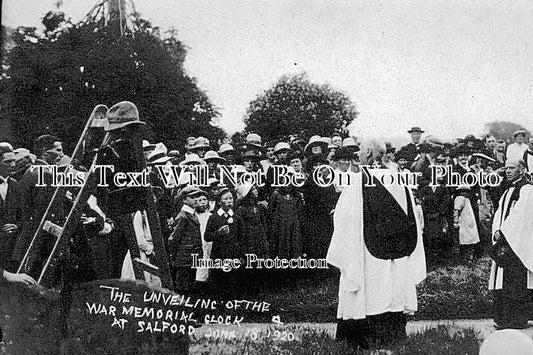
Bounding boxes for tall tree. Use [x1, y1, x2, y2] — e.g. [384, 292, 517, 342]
[485, 121, 530, 141]
[243, 73, 357, 142]
[0, 10, 225, 152]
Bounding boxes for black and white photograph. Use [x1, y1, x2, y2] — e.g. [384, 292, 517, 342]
[1, 1, 533, 354]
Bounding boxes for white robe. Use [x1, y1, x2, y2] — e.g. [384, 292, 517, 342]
[195, 210, 213, 282]
[453, 195, 480, 245]
[121, 211, 161, 286]
[506, 142, 528, 163]
[489, 183, 533, 290]
[327, 169, 426, 320]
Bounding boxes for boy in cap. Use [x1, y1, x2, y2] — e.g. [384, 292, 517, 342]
[168, 186, 204, 292]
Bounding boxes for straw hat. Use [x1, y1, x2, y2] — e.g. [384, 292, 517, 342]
[147, 143, 172, 165]
[105, 101, 145, 131]
[203, 150, 226, 163]
[304, 135, 328, 153]
[245, 133, 262, 148]
[273, 142, 291, 154]
[218, 143, 238, 156]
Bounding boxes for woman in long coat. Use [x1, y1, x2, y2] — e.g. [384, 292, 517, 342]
[235, 184, 269, 293]
[235, 185, 269, 259]
[301, 154, 339, 258]
[268, 183, 304, 259]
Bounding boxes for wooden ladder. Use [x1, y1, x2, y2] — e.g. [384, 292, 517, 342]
[17, 104, 173, 289]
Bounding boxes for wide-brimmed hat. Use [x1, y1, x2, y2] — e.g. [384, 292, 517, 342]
[203, 150, 226, 163]
[179, 153, 206, 166]
[105, 101, 146, 131]
[218, 143, 238, 156]
[245, 133, 262, 148]
[191, 137, 210, 151]
[147, 143, 172, 165]
[407, 126, 424, 134]
[472, 152, 496, 163]
[273, 142, 291, 154]
[513, 129, 526, 137]
[304, 135, 328, 153]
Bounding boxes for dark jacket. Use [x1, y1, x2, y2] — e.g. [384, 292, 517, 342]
[168, 206, 203, 267]
[12, 159, 64, 263]
[0, 177, 23, 271]
[399, 142, 419, 166]
[204, 208, 243, 259]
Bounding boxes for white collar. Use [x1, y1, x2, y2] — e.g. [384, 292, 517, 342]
[0, 176, 8, 183]
[181, 204, 195, 214]
[217, 208, 233, 216]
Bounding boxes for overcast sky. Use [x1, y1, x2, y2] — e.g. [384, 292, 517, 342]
[3, 0, 533, 142]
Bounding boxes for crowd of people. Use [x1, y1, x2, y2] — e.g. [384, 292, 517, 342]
[0, 102, 532, 302]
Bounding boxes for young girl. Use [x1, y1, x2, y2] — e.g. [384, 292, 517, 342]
[453, 185, 480, 263]
[204, 188, 242, 298]
[268, 180, 304, 259]
[235, 184, 269, 293]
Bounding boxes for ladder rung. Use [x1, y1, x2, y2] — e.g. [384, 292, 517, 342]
[43, 221, 63, 238]
[133, 257, 160, 275]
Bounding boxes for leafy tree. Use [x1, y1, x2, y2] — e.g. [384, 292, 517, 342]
[485, 121, 530, 142]
[0, 10, 225, 153]
[243, 73, 357, 142]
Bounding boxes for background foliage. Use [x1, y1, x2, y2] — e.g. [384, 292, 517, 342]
[243, 73, 357, 143]
[0, 11, 225, 152]
[484, 121, 530, 142]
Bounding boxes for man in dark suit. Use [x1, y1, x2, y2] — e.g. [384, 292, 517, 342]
[0, 146, 23, 273]
[168, 186, 204, 292]
[11, 135, 65, 278]
[0, 145, 35, 285]
[399, 127, 424, 168]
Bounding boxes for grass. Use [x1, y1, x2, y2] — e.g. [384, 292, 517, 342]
[0, 259, 492, 354]
[188, 326, 482, 355]
[254, 258, 493, 322]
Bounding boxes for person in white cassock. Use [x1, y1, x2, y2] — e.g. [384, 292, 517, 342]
[489, 159, 533, 329]
[327, 137, 426, 349]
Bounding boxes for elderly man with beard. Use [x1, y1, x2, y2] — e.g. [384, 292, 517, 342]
[489, 159, 533, 329]
[327, 137, 426, 349]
